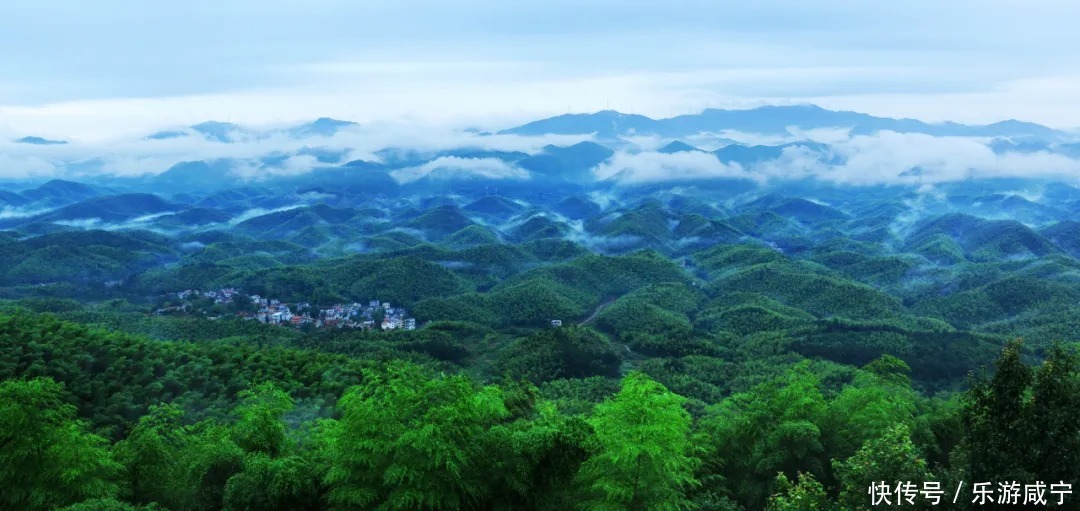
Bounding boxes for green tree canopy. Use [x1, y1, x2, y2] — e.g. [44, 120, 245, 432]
[324, 362, 510, 510]
[576, 371, 700, 511]
[0, 378, 122, 511]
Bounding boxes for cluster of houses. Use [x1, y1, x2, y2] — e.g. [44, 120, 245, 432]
[175, 287, 239, 304]
[249, 295, 305, 326]
[313, 300, 416, 331]
[160, 288, 417, 332]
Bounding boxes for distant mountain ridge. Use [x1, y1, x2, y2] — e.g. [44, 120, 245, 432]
[15, 136, 68, 145]
[3, 106, 1077, 199]
[145, 117, 358, 143]
[500, 104, 1068, 140]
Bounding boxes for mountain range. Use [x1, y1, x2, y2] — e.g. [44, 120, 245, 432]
[499, 105, 1069, 140]
[3, 104, 1078, 206]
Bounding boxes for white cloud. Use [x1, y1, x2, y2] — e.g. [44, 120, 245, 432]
[0, 206, 51, 219]
[390, 156, 529, 184]
[0, 154, 58, 179]
[227, 206, 304, 226]
[754, 145, 834, 181]
[0, 121, 593, 180]
[590, 131, 1080, 187]
[2, 1, 1080, 142]
[294, 190, 337, 202]
[279, 154, 322, 175]
[820, 132, 1080, 185]
[593, 150, 756, 183]
[53, 218, 103, 229]
[3, 100, 1080, 187]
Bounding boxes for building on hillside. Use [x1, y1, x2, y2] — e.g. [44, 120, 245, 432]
[550, 319, 563, 327]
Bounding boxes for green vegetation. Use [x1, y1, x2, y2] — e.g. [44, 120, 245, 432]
[2, 313, 1078, 510]
[7, 182, 1080, 509]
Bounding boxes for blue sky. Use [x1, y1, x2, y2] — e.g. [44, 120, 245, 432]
[2, 0, 1079, 140]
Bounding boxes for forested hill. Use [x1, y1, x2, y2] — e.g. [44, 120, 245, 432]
[2, 312, 1078, 510]
[5, 106, 1080, 509]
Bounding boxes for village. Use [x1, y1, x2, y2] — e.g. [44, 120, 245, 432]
[157, 287, 418, 331]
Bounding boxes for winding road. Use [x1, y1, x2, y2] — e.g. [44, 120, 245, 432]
[578, 297, 616, 326]
[576, 296, 641, 360]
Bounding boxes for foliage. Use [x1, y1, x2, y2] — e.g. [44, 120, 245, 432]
[324, 362, 510, 510]
[496, 326, 622, 384]
[575, 372, 700, 511]
[832, 424, 934, 510]
[0, 378, 122, 511]
[962, 340, 1080, 487]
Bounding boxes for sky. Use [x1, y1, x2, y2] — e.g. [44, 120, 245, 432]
[2, 0, 1079, 141]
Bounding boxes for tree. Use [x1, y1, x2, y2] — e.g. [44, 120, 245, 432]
[56, 498, 161, 510]
[701, 363, 828, 510]
[231, 382, 294, 457]
[823, 358, 918, 463]
[833, 424, 934, 511]
[962, 340, 1080, 501]
[766, 472, 834, 511]
[962, 340, 1036, 485]
[484, 402, 595, 510]
[112, 404, 187, 507]
[495, 327, 621, 384]
[173, 421, 245, 511]
[1027, 343, 1080, 485]
[222, 453, 323, 511]
[575, 371, 700, 511]
[324, 362, 510, 510]
[0, 378, 122, 511]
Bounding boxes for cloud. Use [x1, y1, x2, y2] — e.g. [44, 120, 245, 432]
[753, 144, 837, 181]
[227, 206, 304, 226]
[0, 206, 52, 220]
[0, 120, 593, 180]
[785, 126, 854, 144]
[293, 190, 337, 202]
[390, 156, 529, 184]
[545, 213, 647, 254]
[3, 0, 1080, 147]
[819, 132, 1080, 185]
[0, 154, 58, 179]
[229, 155, 321, 180]
[586, 191, 619, 211]
[587, 130, 1080, 187]
[3, 107, 1080, 187]
[617, 134, 668, 151]
[678, 126, 852, 149]
[53, 218, 103, 229]
[44, 211, 186, 233]
[593, 150, 757, 183]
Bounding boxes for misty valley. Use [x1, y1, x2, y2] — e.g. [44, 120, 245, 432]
[4, 105, 1080, 510]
